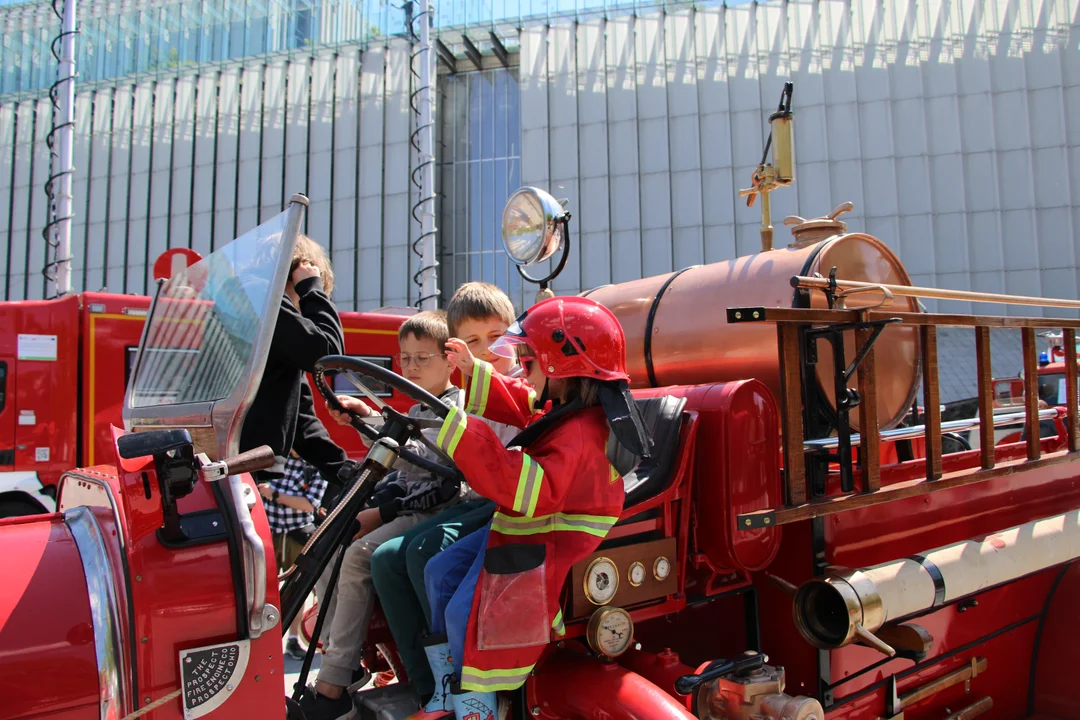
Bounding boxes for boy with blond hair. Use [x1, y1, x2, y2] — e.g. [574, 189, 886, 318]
[367, 283, 518, 718]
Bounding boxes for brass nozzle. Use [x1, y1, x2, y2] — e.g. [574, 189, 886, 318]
[792, 571, 884, 650]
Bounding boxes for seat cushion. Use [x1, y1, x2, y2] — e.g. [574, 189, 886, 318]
[606, 395, 687, 509]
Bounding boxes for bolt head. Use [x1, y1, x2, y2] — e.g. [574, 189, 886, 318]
[735, 311, 743, 319]
[531, 707, 541, 716]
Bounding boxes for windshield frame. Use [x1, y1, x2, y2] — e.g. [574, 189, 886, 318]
[122, 197, 308, 460]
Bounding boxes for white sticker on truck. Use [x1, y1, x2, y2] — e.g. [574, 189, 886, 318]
[18, 411, 35, 426]
[17, 334, 58, 361]
[34, 447, 49, 462]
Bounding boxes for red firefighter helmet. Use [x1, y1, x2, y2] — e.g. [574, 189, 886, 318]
[490, 296, 630, 382]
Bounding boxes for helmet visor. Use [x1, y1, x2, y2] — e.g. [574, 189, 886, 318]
[489, 331, 537, 364]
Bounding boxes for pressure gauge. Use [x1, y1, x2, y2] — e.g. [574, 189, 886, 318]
[584, 557, 619, 605]
[586, 607, 634, 659]
[653, 556, 671, 581]
[628, 561, 646, 587]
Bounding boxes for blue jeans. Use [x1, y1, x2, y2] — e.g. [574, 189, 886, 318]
[423, 522, 490, 675]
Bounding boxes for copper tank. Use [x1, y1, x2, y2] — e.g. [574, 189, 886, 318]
[586, 230, 921, 431]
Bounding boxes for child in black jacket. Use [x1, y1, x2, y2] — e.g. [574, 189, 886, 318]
[239, 234, 347, 487]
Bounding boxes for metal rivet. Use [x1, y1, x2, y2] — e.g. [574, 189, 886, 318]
[531, 708, 541, 716]
[763, 518, 771, 525]
[753, 311, 760, 319]
[548, 366, 555, 372]
[212, 521, 219, 528]
[226, 684, 234, 692]
[144, 697, 152, 704]
[745, 519, 752, 526]
[141, 637, 148, 643]
[735, 311, 742, 319]
[185, 657, 192, 664]
[135, 575, 142, 582]
[255, 675, 261, 682]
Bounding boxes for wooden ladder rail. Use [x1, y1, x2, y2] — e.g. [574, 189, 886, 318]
[729, 306, 1080, 531]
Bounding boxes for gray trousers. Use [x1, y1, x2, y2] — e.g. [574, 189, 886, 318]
[316, 513, 428, 687]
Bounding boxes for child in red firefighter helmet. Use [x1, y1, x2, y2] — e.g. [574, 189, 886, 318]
[428, 295, 651, 719]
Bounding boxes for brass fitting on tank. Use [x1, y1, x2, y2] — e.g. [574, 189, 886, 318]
[695, 660, 824, 720]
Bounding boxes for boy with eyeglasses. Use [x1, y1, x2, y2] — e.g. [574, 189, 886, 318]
[301, 310, 467, 720]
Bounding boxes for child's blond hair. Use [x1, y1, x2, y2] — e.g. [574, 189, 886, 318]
[291, 234, 335, 294]
[446, 282, 516, 337]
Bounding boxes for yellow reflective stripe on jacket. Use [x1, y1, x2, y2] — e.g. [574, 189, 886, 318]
[466, 359, 494, 416]
[551, 610, 565, 636]
[460, 664, 535, 692]
[511, 454, 545, 517]
[491, 511, 619, 538]
[435, 404, 468, 458]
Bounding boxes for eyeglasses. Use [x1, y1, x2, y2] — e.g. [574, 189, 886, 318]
[398, 352, 447, 368]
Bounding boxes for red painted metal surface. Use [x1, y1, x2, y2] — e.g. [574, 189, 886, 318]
[636, 381, 782, 576]
[827, 616, 1036, 720]
[110, 433, 285, 718]
[528, 650, 696, 719]
[1032, 562, 1080, 718]
[619, 647, 696, 701]
[0, 295, 81, 492]
[79, 293, 150, 469]
[0, 513, 99, 720]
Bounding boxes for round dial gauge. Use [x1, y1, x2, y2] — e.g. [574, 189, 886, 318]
[628, 561, 646, 587]
[653, 556, 671, 581]
[584, 557, 619, 605]
[587, 607, 634, 659]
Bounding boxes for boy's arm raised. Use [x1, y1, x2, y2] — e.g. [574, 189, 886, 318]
[446, 339, 536, 428]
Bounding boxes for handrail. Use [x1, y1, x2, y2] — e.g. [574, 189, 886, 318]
[804, 408, 1060, 452]
[792, 275, 1080, 310]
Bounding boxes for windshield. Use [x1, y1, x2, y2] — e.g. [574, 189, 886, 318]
[1038, 372, 1067, 407]
[130, 212, 291, 408]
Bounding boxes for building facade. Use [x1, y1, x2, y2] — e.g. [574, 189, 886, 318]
[1, 0, 1078, 398]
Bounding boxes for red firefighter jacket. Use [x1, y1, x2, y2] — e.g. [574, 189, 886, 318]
[433, 358, 624, 692]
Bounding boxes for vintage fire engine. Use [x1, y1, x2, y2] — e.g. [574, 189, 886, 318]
[2, 86, 1079, 720]
[0, 262, 411, 517]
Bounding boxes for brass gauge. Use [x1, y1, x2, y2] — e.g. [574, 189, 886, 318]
[583, 557, 619, 605]
[586, 606, 634, 659]
[653, 556, 671, 581]
[628, 561, 646, 587]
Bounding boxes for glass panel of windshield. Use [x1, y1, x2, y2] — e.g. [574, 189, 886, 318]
[130, 212, 290, 408]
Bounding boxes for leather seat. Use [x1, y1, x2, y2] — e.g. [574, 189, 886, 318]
[606, 396, 687, 509]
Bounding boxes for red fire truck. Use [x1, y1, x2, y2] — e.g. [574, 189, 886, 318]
[0, 271, 410, 518]
[1, 94, 1079, 720]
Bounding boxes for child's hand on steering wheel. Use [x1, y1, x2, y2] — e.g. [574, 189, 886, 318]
[445, 338, 476, 375]
[328, 394, 375, 424]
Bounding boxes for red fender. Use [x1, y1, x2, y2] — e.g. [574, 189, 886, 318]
[528, 651, 696, 719]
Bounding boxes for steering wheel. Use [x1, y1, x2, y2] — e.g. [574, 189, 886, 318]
[313, 355, 461, 480]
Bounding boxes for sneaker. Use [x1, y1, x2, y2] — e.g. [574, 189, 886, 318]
[347, 668, 373, 694]
[297, 688, 356, 720]
[373, 670, 396, 688]
[284, 636, 306, 662]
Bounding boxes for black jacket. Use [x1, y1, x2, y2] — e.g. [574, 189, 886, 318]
[239, 276, 348, 486]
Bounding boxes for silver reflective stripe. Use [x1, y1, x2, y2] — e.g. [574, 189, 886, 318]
[66, 506, 129, 719]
